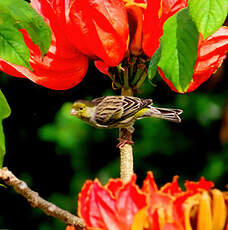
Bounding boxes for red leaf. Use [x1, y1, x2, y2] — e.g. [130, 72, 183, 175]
[66, 0, 129, 66]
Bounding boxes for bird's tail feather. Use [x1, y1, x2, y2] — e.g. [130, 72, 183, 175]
[146, 106, 183, 123]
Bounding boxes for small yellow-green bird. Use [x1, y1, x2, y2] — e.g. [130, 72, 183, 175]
[70, 96, 183, 133]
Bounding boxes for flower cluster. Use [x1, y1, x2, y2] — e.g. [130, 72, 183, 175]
[0, 0, 227, 91]
[67, 172, 228, 230]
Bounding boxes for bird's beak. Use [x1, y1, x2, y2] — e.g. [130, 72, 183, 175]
[70, 108, 77, 116]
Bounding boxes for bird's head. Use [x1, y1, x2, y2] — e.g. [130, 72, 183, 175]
[70, 100, 94, 120]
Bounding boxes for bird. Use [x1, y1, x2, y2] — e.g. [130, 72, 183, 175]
[70, 96, 183, 147]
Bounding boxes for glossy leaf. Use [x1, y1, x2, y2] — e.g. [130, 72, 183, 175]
[0, 90, 11, 168]
[0, 0, 51, 57]
[158, 8, 199, 93]
[0, 23, 31, 69]
[189, 0, 228, 39]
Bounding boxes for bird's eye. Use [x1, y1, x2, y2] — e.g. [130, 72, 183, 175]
[79, 107, 83, 110]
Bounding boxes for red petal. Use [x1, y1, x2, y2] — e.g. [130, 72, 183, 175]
[161, 0, 188, 23]
[66, 0, 129, 66]
[126, 3, 145, 55]
[94, 60, 110, 76]
[143, 0, 163, 57]
[162, 223, 182, 230]
[160, 176, 182, 196]
[0, 0, 89, 90]
[185, 177, 214, 192]
[187, 27, 228, 92]
[78, 179, 120, 229]
[172, 193, 195, 229]
[115, 175, 146, 229]
[142, 171, 159, 194]
[106, 178, 123, 197]
[143, 0, 187, 57]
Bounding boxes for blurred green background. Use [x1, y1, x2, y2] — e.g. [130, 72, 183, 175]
[0, 59, 227, 230]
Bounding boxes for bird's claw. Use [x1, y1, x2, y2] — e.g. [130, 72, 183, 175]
[117, 138, 134, 148]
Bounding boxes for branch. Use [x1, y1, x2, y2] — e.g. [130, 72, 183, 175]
[119, 136, 134, 183]
[119, 87, 134, 183]
[0, 167, 85, 230]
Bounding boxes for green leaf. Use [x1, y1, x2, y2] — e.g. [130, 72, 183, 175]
[0, 0, 51, 56]
[0, 0, 51, 68]
[0, 23, 31, 69]
[148, 46, 161, 83]
[0, 90, 11, 168]
[158, 8, 199, 93]
[189, 0, 228, 39]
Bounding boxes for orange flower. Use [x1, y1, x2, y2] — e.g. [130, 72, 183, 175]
[68, 172, 228, 230]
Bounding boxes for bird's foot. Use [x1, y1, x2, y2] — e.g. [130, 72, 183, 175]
[117, 138, 134, 148]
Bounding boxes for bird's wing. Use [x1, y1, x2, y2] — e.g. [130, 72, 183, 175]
[91, 97, 105, 105]
[94, 96, 123, 125]
[121, 96, 152, 120]
[94, 96, 152, 125]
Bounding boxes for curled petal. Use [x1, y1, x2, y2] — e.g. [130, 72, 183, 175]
[142, 171, 158, 194]
[66, 0, 129, 66]
[125, 3, 145, 55]
[106, 178, 123, 197]
[160, 176, 182, 196]
[185, 177, 214, 192]
[187, 26, 228, 92]
[94, 60, 110, 76]
[0, 0, 89, 90]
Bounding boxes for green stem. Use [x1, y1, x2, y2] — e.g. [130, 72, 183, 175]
[135, 71, 147, 89]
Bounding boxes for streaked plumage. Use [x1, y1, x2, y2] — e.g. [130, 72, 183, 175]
[70, 96, 182, 132]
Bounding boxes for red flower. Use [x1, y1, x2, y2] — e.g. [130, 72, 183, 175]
[0, 0, 89, 90]
[0, 0, 227, 91]
[0, 0, 129, 90]
[69, 172, 227, 230]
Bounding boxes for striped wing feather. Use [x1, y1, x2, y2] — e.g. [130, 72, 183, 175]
[94, 96, 152, 125]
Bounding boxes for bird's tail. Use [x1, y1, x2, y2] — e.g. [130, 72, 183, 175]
[145, 105, 183, 123]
